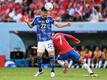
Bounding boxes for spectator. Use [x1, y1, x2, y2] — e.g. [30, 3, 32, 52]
[84, 47, 93, 68]
[89, 8, 102, 22]
[9, 8, 22, 22]
[15, 0, 23, 4]
[93, 47, 102, 68]
[66, 4, 75, 21]
[101, 48, 107, 68]
[83, 0, 93, 21]
[20, 11, 31, 22]
[72, 1, 84, 21]
[80, 46, 86, 59]
[103, 7, 107, 22]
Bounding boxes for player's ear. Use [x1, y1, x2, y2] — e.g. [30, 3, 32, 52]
[52, 32, 55, 35]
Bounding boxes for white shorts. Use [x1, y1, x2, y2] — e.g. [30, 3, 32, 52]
[37, 40, 55, 53]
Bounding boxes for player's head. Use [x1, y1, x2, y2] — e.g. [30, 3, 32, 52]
[41, 6, 48, 18]
[52, 32, 56, 36]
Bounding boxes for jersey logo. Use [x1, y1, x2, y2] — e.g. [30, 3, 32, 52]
[46, 20, 49, 23]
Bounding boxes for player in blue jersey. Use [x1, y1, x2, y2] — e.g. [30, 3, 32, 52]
[25, 6, 71, 77]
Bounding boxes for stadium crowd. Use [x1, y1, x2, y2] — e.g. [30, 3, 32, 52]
[0, 0, 107, 22]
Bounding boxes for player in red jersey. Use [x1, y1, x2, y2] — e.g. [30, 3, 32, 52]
[52, 33, 96, 76]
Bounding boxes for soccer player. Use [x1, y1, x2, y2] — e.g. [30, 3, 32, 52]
[25, 6, 71, 77]
[52, 33, 96, 76]
[93, 47, 102, 68]
[84, 48, 93, 68]
[101, 48, 107, 68]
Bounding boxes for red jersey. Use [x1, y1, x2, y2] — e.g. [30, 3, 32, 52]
[52, 33, 79, 54]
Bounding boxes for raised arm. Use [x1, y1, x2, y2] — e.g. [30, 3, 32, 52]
[64, 34, 80, 44]
[24, 17, 33, 28]
[54, 22, 72, 28]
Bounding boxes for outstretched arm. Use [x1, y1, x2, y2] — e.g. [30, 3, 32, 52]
[24, 17, 33, 28]
[64, 34, 80, 44]
[54, 22, 72, 28]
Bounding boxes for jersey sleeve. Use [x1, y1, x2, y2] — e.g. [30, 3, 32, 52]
[49, 17, 54, 24]
[31, 17, 37, 26]
[64, 34, 79, 42]
[51, 18, 54, 24]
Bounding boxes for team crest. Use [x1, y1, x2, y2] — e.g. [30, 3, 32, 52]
[46, 20, 49, 23]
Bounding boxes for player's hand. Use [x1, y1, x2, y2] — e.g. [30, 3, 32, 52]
[66, 22, 72, 27]
[24, 16, 29, 23]
[75, 40, 80, 44]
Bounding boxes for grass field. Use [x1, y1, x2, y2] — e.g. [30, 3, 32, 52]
[0, 68, 107, 80]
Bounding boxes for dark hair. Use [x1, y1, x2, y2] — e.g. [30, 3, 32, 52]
[41, 6, 48, 11]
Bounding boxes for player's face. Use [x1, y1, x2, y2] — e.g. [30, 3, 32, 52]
[41, 11, 48, 18]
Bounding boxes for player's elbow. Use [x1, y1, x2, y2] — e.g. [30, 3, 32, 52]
[75, 40, 80, 44]
[28, 24, 33, 28]
[29, 25, 33, 28]
[55, 25, 61, 28]
[55, 23, 63, 28]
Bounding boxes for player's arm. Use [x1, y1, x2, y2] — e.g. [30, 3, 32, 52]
[54, 22, 72, 28]
[64, 34, 80, 44]
[26, 22, 33, 28]
[24, 17, 34, 28]
[24, 17, 33, 28]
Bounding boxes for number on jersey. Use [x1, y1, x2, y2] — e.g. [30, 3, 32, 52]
[57, 35, 62, 45]
[41, 24, 46, 28]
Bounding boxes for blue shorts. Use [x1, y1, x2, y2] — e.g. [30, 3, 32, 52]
[58, 49, 80, 61]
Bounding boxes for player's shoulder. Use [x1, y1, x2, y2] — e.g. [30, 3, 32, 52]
[32, 16, 42, 22]
[55, 33, 63, 36]
[35, 15, 41, 19]
[47, 16, 54, 20]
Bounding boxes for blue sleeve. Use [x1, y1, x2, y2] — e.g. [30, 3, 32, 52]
[49, 17, 54, 24]
[51, 18, 54, 24]
[31, 17, 37, 26]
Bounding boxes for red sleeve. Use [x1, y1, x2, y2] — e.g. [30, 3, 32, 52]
[64, 34, 79, 42]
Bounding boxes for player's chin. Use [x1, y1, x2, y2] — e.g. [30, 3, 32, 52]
[43, 15, 47, 18]
[44, 15, 48, 18]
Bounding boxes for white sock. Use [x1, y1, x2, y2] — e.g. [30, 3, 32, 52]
[65, 60, 68, 64]
[83, 63, 93, 74]
[98, 60, 102, 68]
[82, 59, 86, 68]
[68, 60, 73, 68]
[91, 63, 94, 68]
[71, 66, 74, 68]
[84, 58, 86, 63]
[76, 65, 79, 68]
[96, 63, 99, 68]
[103, 60, 107, 68]
[87, 59, 91, 67]
[57, 60, 65, 66]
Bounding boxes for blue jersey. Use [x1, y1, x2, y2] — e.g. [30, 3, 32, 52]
[31, 16, 54, 41]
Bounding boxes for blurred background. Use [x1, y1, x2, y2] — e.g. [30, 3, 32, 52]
[0, 0, 107, 69]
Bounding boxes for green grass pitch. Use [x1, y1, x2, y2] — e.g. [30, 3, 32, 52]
[0, 68, 107, 80]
